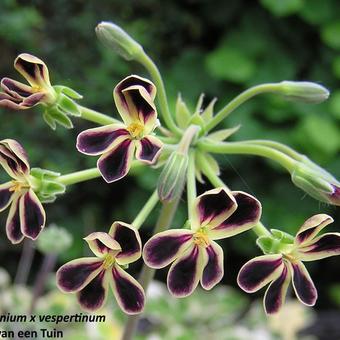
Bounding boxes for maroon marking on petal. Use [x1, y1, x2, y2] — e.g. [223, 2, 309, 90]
[126, 88, 155, 123]
[144, 233, 193, 268]
[20, 191, 45, 240]
[137, 137, 162, 163]
[18, 58, 38, 79]
[77, 128, 129, 155]
[168, 246, 199, 297]
[238, 256, 283, 292]
[77, 270, 107, 311]
[0, 186, 12, 211]
[265, 265, 289, 314]
[303, 234, 340, 254]
[6, 198, 24, 244]
[198, 189, 235, 225]
[22, 93, 45, 107]
[330, 185, 340, 205]
[113, 224, 140, 261]
[112, 266, 145, 314]
[94, 239, 111, 254]
[57, 260, 103, 292]
[1, 78, 32, 98]
[97, 139, 133, 183]
[201, 244, 223, 289]
[291, 262, 317, 306]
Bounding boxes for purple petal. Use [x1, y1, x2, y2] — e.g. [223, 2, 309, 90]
[56, 258, 103, 292]
[109, 222, 142, 265]
[264, 264, 291, 314]
[237, 254, 284, 293]
[1, 78, 34, 98]
[84, 232, 121, 258]
[298, 233, 340, 261]
[135, 135, 163, 164]
[0, 95, 27, 110]
[77, 270, 109, 311]
[167, 244, 205, 297]
[209, 191, 262, 240]
[191, 187, 237, 231]
[0, 182, 14, 212]
[201, 241, 224, 290]
[110, 264, 145, 314]
[295, 214, 334, 246]
[97, 139, 134, 183]
[21, 92, 45, 107]
[143, 229, 194, 269]
[329, 184, 340, 206]
[5, 194, 24, 244]
[76, 125, 129, 156]
[19, 189, 45, 240]
[289, 261, 317, 306]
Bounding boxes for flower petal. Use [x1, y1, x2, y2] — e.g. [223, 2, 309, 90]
[0, 94, 28, 110]
[0, 182, 14, 212]
[237, 254, 284, 293]
[264, 263, 291, 314]
[19, 189, 46, 240]
[209, 191, 262, 240]
[191, 187, 237, 231]
[297, 233, 340, 261]
[110, 264, 145, 314]
[21, 92, 45, 107]
[201, 241, 224, 290]
[76, 124, 129, 156]
[135, 135, 163, 164]
[6, 194, 24, 244]
[14, 53, 51, 87]
[167, 244, 206, 297]
[295, 214, 334, 246]
[97, 139, 134, 183]
[56, 258, 103, 293]
[114, 75, 157, 129]
[1, 78, 34, 99]
[289, 261, 317, 306]
[143, 229, 194, 269]
[84, 232, 121, 258]
[109, 222, 142, 265]
[77, 269, 109, 311]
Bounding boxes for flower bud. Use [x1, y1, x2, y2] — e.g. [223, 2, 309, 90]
[95, 21, 143, 60]
[291, 157, 340, 206]
[279, 81, 329, 104]
[158, 151, 188, 202]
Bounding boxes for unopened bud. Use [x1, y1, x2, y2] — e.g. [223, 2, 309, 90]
[95, 21, 143, 60]
[279, 81, 329, 104]
[158, 151, 188, 202]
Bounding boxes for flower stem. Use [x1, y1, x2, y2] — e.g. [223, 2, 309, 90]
[58, 168, 101, 186]
[187, 150, 196, 220]
[78, 105, 119, 125]
[198, 140, 296, 173]
[138, 52, 182, 136]
[14, 239, 35, 285]
[121, 197, 181, 340]
[132, 190, 159, 229]
[252, 221, 271, 238]
[204, 83, 282, 133]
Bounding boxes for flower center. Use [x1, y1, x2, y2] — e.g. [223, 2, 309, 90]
[127, 122, 144, 139]
[103, 253, 115, 269]
[193, 230, 210, 248]
[31, 85, 43, 93]
[9, 180, 30, 193]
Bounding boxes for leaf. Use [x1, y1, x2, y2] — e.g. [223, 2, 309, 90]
[321, 21, 340, 50]
[260, 0, 304, 16]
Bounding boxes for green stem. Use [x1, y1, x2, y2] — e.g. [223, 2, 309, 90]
[186, 150, 196, 220]
[252, 221, 271, 237]
[132, 190, 159, 229]
[198, 140, 296, 173]
[78, 105, 120, 125]
[121, 197, 181, 340]
[58, 168, 101, 186]
[204, 83, 282, 133]
[138, 53, 182, 136]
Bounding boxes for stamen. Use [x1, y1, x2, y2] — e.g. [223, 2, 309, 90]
[193, 230, 210, 248]
[127, 122, 144, 139]
[9, 180, 30, 193]
[103, 254, 115, 269]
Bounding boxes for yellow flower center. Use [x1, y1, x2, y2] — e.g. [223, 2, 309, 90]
[193, 230, 210, 248]
[127, 122, 144, 139]
[9, 180, 30, 193]
[31, 85, 43, 93]
[103, 253, 115, 269]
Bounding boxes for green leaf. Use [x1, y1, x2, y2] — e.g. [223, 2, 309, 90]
[299, 0, 335, 25]
[321, 21, 340, 49]
[260, 0, 304, 16]
[329, 90, 340, 120]
[205, 47, 256, 83]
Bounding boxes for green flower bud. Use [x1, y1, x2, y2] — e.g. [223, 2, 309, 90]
[158, 151, 188, 202]
[279, 81, 329, 104]
[95, 21, 143, 60]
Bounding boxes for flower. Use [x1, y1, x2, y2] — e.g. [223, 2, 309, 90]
[56, 222, 145, 314]
[143, 187, 261, 297]
[0, 139, 45, 244]
[76, 75, 163, 183]
[0, 53, 56, 110]
[237, 214, 340, 314]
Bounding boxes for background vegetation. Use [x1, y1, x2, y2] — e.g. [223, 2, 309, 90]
[0, 0, 339, 338]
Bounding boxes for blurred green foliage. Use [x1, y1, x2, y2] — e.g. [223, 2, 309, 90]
[0, 0, 339, 310]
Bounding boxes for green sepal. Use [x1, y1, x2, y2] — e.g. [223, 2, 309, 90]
[270, 229, 295, 244]
[44, 107, 74, 129]
[43, 111, 57, 130]
[256, 236, 276, 254]
[194, 93, 205, 115]
[195, 151, 220, 183]
[201, 98, 216, 123]
[120, 264, 129, 270]
[57, 94, 81, 117]
[30, 168, 66, 203]
[206, 125, 241, 142]
[175, 94, 191, 129]
[54, 85, 83, 100]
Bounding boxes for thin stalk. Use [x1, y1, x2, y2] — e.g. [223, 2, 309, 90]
[14, 239, 35, 285]
[132, 190, 159, 229]
[78, 105, 119, 125]
[58, 168, 101, 186]
[186, 150, 197, 220]
[252, 221, 271, 238]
